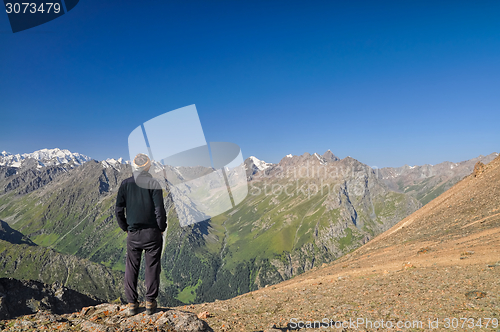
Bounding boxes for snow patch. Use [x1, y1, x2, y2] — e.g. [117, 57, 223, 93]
[313, 152, 327, 165]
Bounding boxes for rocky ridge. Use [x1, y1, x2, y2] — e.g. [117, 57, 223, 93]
[0, 148, 91, 169]
[378, 152, 498, 205]
[0, 278, 102, 321]
[0, 279, 212, 331]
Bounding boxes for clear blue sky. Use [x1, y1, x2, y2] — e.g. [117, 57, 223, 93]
[1, 0, 499, 167]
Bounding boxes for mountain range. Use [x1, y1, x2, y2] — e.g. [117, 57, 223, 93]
[0, 148, 92, 169]
[378, 152, 499, 205]
[181, 152, 500, 331]
[0, 147, 497, 308]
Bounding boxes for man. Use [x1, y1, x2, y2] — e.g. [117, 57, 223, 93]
[115, 153, 167, 316]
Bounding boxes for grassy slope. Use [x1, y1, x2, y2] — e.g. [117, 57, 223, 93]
[0, 239, 124, 302]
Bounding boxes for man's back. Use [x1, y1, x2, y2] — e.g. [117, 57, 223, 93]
[116, 172, 166, 232]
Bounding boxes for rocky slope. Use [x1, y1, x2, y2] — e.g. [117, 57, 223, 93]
[244, 156, 274, 180]
[0, 278, 102, 320]
[180, 154, 500, 331]
[0, 220, 128, 303]
[0, 279, 212, 332]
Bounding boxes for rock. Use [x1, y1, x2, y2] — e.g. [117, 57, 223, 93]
[473, 161, 486, 177]
[13, 320, 35, 329]
[264, 323, 281, 332]
[1, 303, 213, 332]
[197, 311, 210, 319]
[0, 278, 101, 320]
[402, 262, 414, 270]
[81, 320, 114, 332]
[417, 247, 431, 254]
[154, 309, 213, 331]
[80, 306, 93, 317]
[465, 290, 487, 300]
[0, 295, 10, 321]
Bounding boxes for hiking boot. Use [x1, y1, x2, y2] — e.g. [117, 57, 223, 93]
[127, 302, 139, 316]
[146, 299, 157, 315]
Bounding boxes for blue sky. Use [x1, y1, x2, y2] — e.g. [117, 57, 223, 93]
[1, 0, 499, 167]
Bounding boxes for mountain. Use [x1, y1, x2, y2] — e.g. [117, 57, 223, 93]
[161, 151, 421, 303]
[0, 148, 422, 306]
[0, 219, 128, 303]
[0, 159, 135, 268]
[181, 154, 500, 331]
[378, 152, 498, 205]
[0, 148, 91, 169]
[3, 147, 498, 329]
[244, 156, 274, 180]
[0, 148, 92, 195]
[1, 148, 495, 309]
[101, 157, 127, 169]
[322, 149, 340, 162]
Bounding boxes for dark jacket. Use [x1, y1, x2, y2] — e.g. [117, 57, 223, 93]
[115, 172, 167, 232]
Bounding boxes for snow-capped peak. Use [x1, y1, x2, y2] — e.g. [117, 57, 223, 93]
[101, 157, 126, 169]
[249, 156, 272, 171]
[0, 148, 91, 168]
[104, 157, 124, 165]
[286, 154, 293, 158]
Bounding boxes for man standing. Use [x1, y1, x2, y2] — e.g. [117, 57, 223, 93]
[115, 153, 167, 316]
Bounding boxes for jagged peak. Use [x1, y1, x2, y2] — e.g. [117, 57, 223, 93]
[322, 149, 339, 162]
[313, 152, 327, 165]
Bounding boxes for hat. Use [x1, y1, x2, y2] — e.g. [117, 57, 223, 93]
[133, 153, 151, 172]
